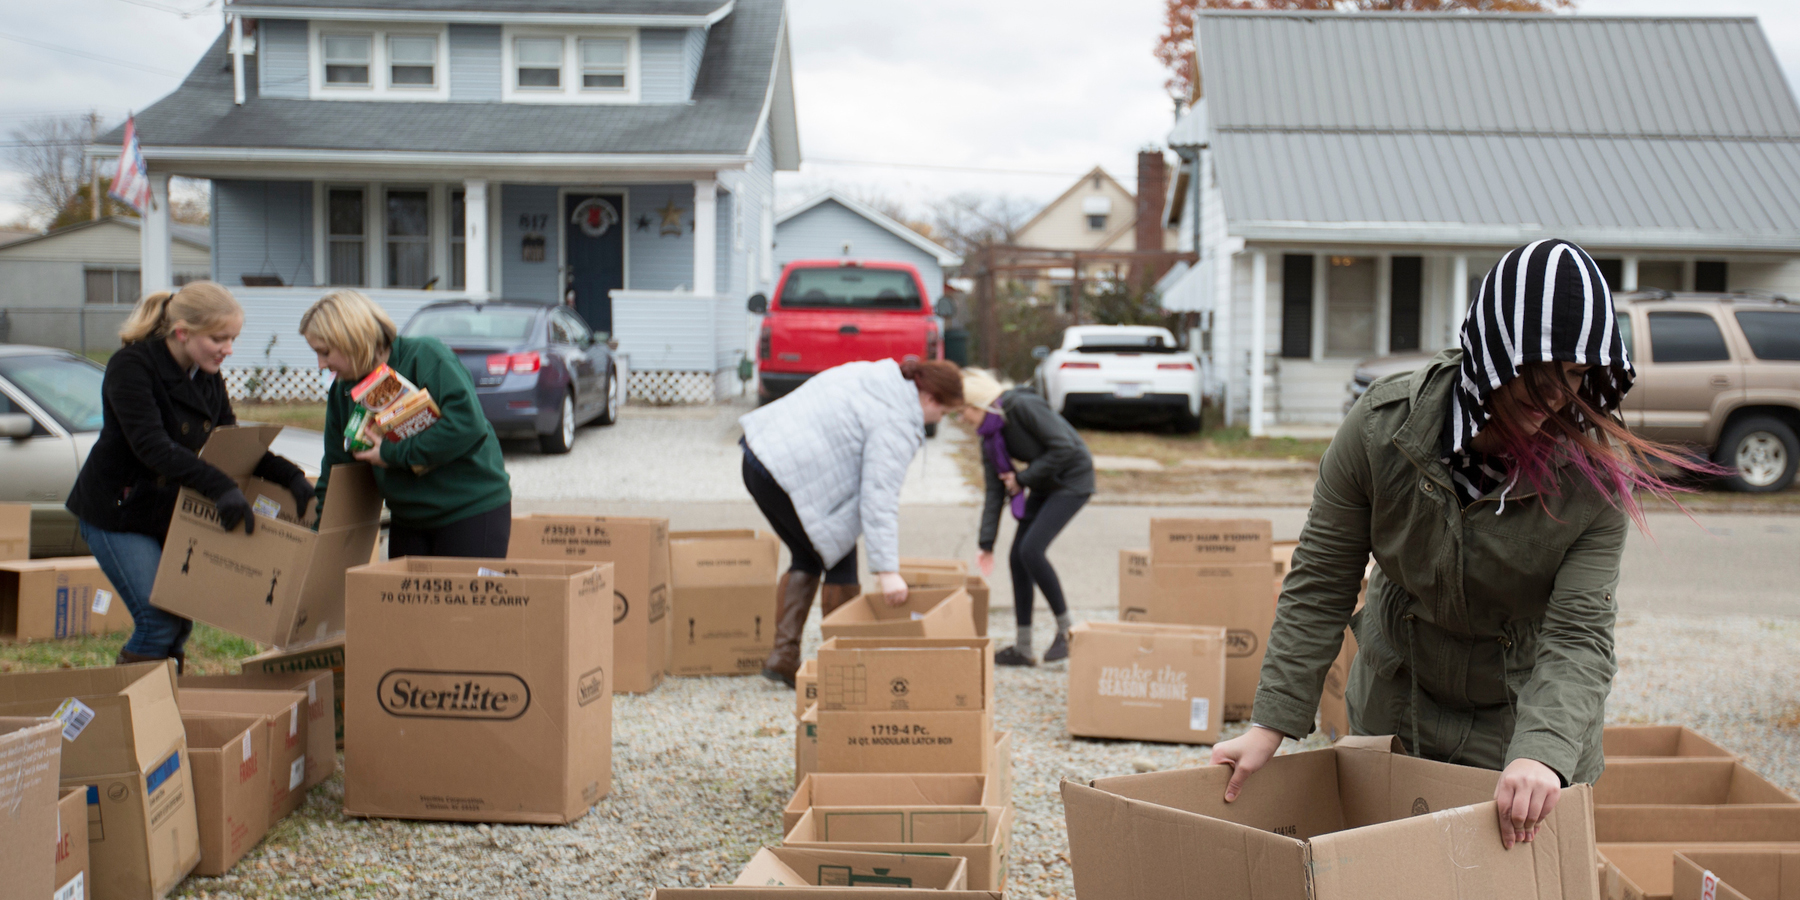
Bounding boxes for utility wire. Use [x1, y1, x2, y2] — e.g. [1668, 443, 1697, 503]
[110, 0, 217, 16]
[0, 30, 184, 77]
[806, 156, 1139, 183]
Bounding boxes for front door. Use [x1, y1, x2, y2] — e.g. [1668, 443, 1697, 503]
[564, 193, 626, 334]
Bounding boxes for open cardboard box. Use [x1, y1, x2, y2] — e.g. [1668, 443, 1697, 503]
[179, 689, 310, 823]
[668, 529, 779, 676]
[815, 637, 993, 776]
[1601, 844, 1800, 900]
[820, 587, 976, 640]
[1674, 849, 1800, 900]
[783, 772, 1001, 834]
[1066, 621, 1227, 745]
[1605, 726, 1736, 761]
[784, 804, 1013, 892]
[0, 716, 62, 900]
[242, 634, 345, 748]
[897, 559, 989, 637]
[181, 671, 337, 789]
[0, 557, 129, 641]
[509, 515, 670, 693]
[1062, 734, 1599, 900]
[181, 713, 271, 877]
[734, 845, 969, 890]
[151, 425, 381, 648]
[1595, 759, 1800, 843]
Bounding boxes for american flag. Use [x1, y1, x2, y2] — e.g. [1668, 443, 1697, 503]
[108, 116, 153, 213]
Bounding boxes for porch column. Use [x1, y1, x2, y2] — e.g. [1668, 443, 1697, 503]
[1250, 250, 1268, 438]
[141, 173, 172, 292]
[693, 178, 717, 294]
[1622, 257, 1639, 291]
[1215, 243, 1239, 427]
[1451, 254, 1469, 337]
[463, 179, 490, 300]
[231, 14, 246, 106]
[1374, 254, 1392, 357]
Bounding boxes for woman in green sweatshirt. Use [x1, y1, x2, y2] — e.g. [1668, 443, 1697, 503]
[300, 289, 512, 558]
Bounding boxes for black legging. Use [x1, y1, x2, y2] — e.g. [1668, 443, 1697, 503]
[388, 501, 512, 560]
[742, 442, 859, 585]
[1010, 489, 1088, 625]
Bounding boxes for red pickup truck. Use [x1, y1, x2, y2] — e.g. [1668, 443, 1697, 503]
[748, 259, 950, 403]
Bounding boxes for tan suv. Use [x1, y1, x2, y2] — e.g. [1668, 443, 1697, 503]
[1615, 291, 1800, 493]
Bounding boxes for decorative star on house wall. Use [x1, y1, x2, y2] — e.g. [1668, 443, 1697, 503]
[656, 200, 686, 237]
[635, 214, 652, 232]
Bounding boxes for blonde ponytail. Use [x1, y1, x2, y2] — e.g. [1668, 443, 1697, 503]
[118, 281, 243, 345]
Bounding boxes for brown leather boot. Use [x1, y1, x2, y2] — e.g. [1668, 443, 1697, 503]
[762, 570, 820, 687]
[819, 583, 862, 618]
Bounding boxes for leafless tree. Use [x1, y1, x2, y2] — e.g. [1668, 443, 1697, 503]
[7, 113, 100, 222]
[925, 192, 1038, 259]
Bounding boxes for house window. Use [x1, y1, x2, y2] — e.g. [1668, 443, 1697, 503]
[450, 190, 466, 290]
[1639, 260, 1683, 292]
[1280, 254, 1313, 359]
[328, 188, 366, 286]
[516, 38, 563, 89]
[323, 34, 371, 85]
[1595, 258, 1623, 293]
[388, 35, 436, 87]
[84, 268, 140, 305]
[1086, 215, 1107, 231]
[1389, 256, 1423, 353]
[386, 190, 431, 288]
[580, 38, 627, 90]
[1696, 260, 1728, 293]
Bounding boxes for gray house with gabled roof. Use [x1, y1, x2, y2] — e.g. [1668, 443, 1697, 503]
[92, 0, 798, 401]
[1163, 11, 1800, 433]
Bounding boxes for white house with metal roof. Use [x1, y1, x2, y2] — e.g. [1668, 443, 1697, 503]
[1165, 11, 1800, 434]
[90, 0, 799, 401]
[773, 191, 962, 302]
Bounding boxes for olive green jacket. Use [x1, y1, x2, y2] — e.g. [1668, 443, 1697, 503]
[1252, 350, 1624, 785]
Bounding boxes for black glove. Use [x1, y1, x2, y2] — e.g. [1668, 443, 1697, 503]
[287, 474, 317, 523]
[216, 488, 255, 535]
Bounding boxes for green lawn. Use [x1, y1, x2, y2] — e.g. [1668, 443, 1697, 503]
[235, 402, 330, 433]
[0, 624, 261, 675]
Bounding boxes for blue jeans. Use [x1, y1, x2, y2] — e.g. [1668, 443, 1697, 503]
[79, 521, 192, 660]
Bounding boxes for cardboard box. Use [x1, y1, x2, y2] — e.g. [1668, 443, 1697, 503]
[55, 785, 90, 900]
[668, 530, 779, 676]
[784, 804, 1012, 892]
[795, 658, 817, 720]
[821, 588, 977, 641]
[897, 560, 989, 637]
[1605, 726, 1736, 761]
[990, 731, 1012, 807]
[0, 717, 61, 900]
[150, 425, 382, 648]
[817, 709, 991, 776]
[734, 845, 970, 890]
[0, 501, 30, 560]
[1272, 540, 1298, 579]
[1674, 850, 1800, 900]
[180, 671, 336, 791]
[1118, 550, 1151, 619]
[1, 558, 129, 641]
[179, 689, 309, 822]
[242, 634, 345, 748]
[344, 557, 612, 824]
[1148, 518, 1272, 564]
[508, 515, 671, 694]
[1600, 845, 1800, 900]
[1065, 621, 1227, 745]
[796, 704, 818, 788]
[180, 714, 271, 877]
[815, 637, 993, 713]
[1061, 735, 1600, 900]
[784, 772, 1001, 835]
[1595, 760, 1800, 843]
[1118, 562, 1277, 721]
[1317, 625, 1358, 742]
[0, 662, 200, 900]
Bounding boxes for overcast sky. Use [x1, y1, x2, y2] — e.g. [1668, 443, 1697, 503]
[2, 0, 1797, 225]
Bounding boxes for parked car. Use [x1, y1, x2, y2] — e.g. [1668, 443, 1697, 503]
[748, 260, 952, 431]
[402, 300, 620, 454]
[0, 344, 322, 557]
[1032, 325, 1203, 432]
[1344, 350, 1437, 414]
[1342, 292, 1800, 493]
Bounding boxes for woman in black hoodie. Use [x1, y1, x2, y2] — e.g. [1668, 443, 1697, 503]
[66, 282, 311, 671]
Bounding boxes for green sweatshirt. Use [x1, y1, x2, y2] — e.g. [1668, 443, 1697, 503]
[316, 335, 511, 529]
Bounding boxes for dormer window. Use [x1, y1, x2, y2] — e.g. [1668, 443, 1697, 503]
[516, 38, 563, 89]
[324, 35, 371, 85]
[581, 38, 627, 90]
[388, 35, 437, 87]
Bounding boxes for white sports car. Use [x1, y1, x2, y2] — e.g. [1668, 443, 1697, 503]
[1033, 325, 1203, 432]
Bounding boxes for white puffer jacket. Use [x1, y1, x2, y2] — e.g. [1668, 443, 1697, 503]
[740, 359, 924, 572]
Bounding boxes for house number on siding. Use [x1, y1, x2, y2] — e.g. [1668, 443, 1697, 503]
[518, 214, 549, 230]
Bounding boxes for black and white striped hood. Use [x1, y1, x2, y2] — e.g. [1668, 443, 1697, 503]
[1448, 239, 1635, 454]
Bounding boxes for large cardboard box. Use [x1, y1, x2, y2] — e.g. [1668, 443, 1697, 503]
[0, 662, 200, 900]
[181, 671, 336, 791]
[815, 637, 994, 776]
[508, 515, 670, 694]
[784, 772, 1001, 835]
[1600, 845, 1800, 900]
[180, 714, 271, 877]
[796, 704, 817, 788]
[151, 425, 382, 648]
[820, 587, 977, 641]
[1674, 850, 1800, 900]
[668, 530, 779, 676]
[1, 558, 129, 641]
[0, 501, 30, 561]
[795, 658, 817, 719]
[1118, 549, 1151, 619]
[1595, 760, 1800, 843]
[344, 557, 612, 824]
[0, 717, 61, 900]
[1605, 726, 1736, 760]
[1062, 735, 1600, 900]
[1148, 518, 1273, 564]
[784, 805, 1012, 892]
[898, 560, 989, 637]
[178, 689, 310, 822]
[56, 785, 90, 900]
[242, 634, 345, 748]
[1066, 621, 1227, 745]
[817, 710, 990, 775]
[1118, 561, 1276, 721]
[734, 846, 969, 890]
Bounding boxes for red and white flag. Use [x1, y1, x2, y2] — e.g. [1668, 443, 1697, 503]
[108, 116, 153, 213]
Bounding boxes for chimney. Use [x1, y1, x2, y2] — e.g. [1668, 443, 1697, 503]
[1136, 149, 1169, 281]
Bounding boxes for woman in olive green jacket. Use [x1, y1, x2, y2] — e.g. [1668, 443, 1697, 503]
[1212, 240, 1707, 850]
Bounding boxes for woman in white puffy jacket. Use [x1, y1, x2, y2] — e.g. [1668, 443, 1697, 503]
[740, 357, 965, 686]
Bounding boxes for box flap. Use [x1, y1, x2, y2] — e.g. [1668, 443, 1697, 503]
[318, 462, 382, 531]
[178, 713, 262, 751]
[1597, 806, 1800, 843]
[1092, 749, 1348, 841]
[0, 660, 178, 776]
[735, 846, 970, 890]
[1595, 759, 1799, 807]
[197, 425, 283, 478]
